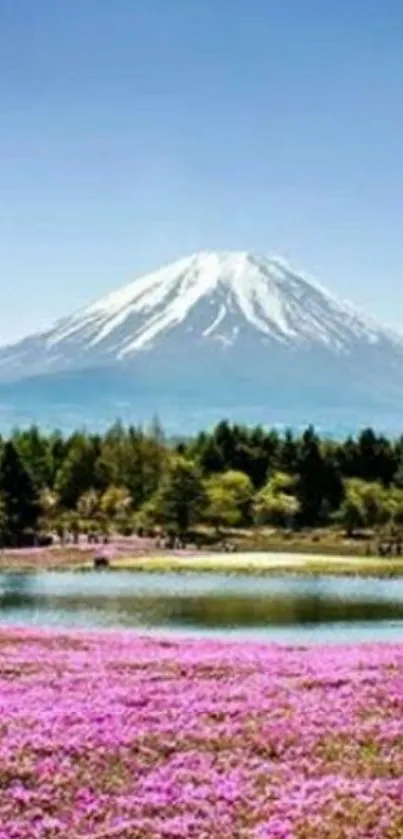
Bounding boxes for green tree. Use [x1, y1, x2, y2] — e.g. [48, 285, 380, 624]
[204, 470, 254, 532]
[279, 429, 298, 475]
[76, 489, 100, 520]
[340, 479, 389, 536]
[12, 426, 54, 489]
[100, 486, 132, 519]
[296, 427, 342, 526]
[356, 429, 396, 485]
[39, 487, 60, 532]
[96, 423, 166, 508]
[100, 486, 133, 533]
[0, 495, 6, 545]
[0, 442, 41, 545]
[384, 487, 403, 528]
[55, 434, 100, 508]
[254, 472, 300, 528]
[339, 480, 366, 536]
[197, 435, 226, 474]
[151, 457, 206, 535]
[361, 481, 389, 529]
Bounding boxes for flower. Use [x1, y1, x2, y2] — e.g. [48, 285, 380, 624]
[0, 629, 402, 837]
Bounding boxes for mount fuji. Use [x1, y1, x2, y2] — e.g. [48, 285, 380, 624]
[1, 250, 403, 432]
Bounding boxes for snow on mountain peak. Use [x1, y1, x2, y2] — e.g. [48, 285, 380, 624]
[42, 249, 388, 359]
[0, 250, 400, 388]
[2, 249, 403, 433]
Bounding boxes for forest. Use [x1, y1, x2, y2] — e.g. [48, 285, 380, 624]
[1, 419, 403, 547]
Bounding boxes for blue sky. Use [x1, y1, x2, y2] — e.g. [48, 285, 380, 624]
[1, 0, 402, 342]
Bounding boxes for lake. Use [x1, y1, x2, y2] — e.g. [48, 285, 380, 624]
[1, 570, 403, 643]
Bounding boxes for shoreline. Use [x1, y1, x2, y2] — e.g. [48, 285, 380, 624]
[1, 547, 403, 577]
[90, 552, 403, 577]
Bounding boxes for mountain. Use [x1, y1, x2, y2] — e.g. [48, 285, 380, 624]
[1, 250, 403, 432]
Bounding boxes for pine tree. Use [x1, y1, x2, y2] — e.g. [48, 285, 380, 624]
[55, 434, 100, 508]
[295, 427, 327, 527]
[0, 442, 41, 546]
[152, 457, 206, 535]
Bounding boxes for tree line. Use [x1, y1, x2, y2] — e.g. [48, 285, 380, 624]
[1, 420, 403, 546]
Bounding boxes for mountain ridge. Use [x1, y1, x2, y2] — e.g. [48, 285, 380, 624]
[0, 250, 403, 432]
[0, 250, 401, 380]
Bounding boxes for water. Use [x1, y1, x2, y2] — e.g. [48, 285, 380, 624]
[1, 570, 403, 643]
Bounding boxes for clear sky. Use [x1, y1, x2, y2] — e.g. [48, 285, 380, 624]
[1, 0, 402, 343]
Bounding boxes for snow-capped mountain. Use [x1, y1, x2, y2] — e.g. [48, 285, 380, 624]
[0, 251, 400, 377]
[0, 251, 403, 431]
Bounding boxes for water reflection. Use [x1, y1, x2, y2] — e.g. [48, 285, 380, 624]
[1, 571, 403, 643]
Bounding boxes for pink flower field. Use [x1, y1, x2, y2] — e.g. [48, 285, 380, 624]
[1, 631, 403, 838]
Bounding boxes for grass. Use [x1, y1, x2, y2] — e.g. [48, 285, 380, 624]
[0, 526, 401, 577]
[90, 552, 403, 577]
[2, 548, 403, 578]
[228, 525, 378, 556]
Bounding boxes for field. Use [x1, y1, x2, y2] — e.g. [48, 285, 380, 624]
[1, 630, 403, 838]
[2, 542, 403, 577]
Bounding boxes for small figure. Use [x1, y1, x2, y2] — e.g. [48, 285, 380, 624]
[93, 555, 110, 571]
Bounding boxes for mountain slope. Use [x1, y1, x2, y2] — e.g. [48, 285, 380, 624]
[0, 251, 402, 431]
